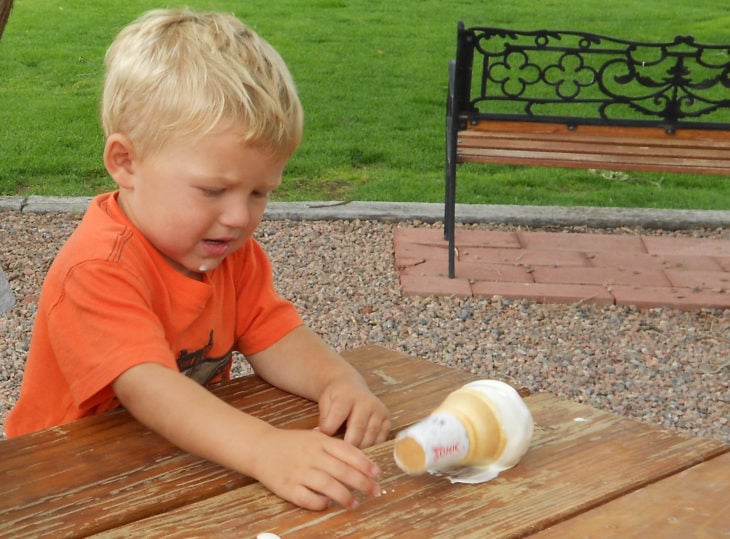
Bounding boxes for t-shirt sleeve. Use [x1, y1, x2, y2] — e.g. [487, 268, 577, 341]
[47, 260, 176, 412]
[233, 239, 303, 356]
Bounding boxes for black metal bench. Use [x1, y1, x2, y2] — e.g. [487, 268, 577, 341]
[444, 22, 730, 278]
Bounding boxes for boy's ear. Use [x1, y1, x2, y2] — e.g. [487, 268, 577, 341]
[104, 133, 136, 189]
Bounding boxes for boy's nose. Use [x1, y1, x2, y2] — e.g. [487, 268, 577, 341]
[221, 200, 250, 229]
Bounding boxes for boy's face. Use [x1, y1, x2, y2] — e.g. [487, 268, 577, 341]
[111, 130, 288, 279]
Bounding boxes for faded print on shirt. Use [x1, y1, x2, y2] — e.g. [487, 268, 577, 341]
[176, 330, 232, 385]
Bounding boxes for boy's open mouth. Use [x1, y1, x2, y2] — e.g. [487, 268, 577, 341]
[202, 238, 231, 257]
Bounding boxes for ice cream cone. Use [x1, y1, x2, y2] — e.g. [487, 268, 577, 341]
[394, 380, 533, 482]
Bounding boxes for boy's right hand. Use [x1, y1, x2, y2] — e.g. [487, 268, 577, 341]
[113, 362, 380, 511]
[250, 427, 382, 511]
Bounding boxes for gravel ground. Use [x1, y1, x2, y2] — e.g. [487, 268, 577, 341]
[1, 210, 728, 443]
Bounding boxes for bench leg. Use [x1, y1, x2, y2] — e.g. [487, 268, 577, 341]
[445, 140, 456, 279]
[444, 61, 458, 279]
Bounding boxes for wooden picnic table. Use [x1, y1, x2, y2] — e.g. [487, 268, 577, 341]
[1, 344, 727, 537]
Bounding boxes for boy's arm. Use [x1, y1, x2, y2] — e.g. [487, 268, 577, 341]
[112, 362, 382, 510]
[246, 325, 391, 448]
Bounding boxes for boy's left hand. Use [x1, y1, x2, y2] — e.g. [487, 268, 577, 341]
[317, 377, 391, 448]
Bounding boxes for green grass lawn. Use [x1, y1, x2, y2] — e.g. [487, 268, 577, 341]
[1, 0, 729, 209]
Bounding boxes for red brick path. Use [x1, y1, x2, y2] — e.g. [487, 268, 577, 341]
[394, 228, 730, 310]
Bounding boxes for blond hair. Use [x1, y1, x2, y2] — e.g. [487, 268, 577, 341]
[101, 8, 303, 158]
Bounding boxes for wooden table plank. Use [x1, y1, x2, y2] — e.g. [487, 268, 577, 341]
[0, 345, 478, 538]
[531, 451, 730, 538]
[90, 392, 729, 538]
[0, 380, 288, 538]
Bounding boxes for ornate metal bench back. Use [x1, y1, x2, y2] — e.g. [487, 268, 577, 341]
[454, 21, 730, 133]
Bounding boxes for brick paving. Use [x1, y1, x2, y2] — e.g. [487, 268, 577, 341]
[394, 228, 730, 310]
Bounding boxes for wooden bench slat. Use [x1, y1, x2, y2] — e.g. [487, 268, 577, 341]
[457, 126, 730, 174]
[460, 130, 730, 155]
[90, 392, 730, 538]
[458, 147, 730, 175]
[465, 121, 730, 143]
[459, 144, 730, 168]
[459, 139, 730, 158]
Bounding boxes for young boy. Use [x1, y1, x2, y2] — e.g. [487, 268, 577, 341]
[5, 8, 390, 511]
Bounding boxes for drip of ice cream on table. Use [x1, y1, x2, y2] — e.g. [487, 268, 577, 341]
[393, 380, 533, 483]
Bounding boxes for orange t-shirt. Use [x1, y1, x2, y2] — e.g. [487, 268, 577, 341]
[5, 192, 303, 437]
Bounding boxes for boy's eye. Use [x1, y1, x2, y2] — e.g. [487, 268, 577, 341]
[200, 187, 224, 197]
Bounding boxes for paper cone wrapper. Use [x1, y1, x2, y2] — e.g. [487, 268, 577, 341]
[394, 411, 471, 474]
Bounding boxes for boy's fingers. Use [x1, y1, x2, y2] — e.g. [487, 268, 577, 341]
[306, 470, 359, 510]
[342, 412, 367, 448]
[325, 438, 381, 482]
[318, 396, 349, 436]
[344, 407, 391, 449]
[356, 413, 391, 449]
[319, 392, 391, 448]
[289, 485, 332, 512]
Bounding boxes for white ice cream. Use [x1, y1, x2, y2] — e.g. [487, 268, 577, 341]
[393, 379, 533, 484]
